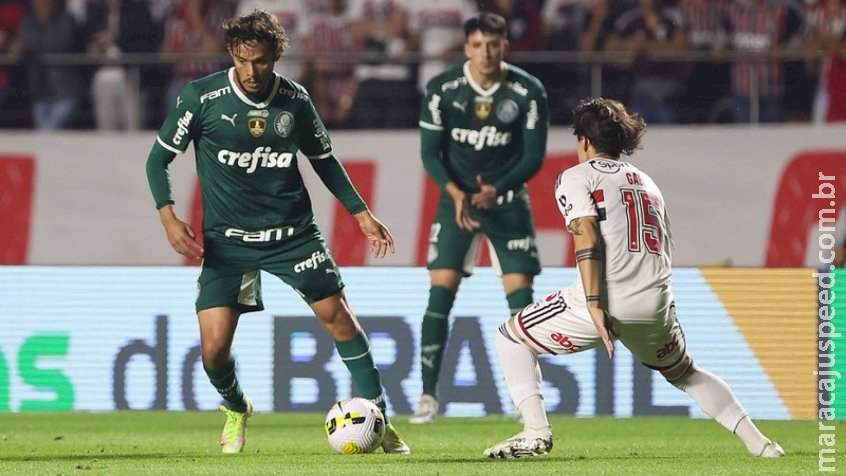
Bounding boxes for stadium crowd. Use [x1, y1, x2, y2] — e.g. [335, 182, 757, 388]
[0, 0, 843, 129]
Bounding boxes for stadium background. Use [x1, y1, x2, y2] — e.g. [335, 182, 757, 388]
[0, 126, 836, 421]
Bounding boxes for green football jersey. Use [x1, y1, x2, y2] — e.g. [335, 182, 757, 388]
[155, 68, 334, 237]
[419, 62, 549, 194]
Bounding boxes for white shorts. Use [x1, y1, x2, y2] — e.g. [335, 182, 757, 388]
[501, 285, 689, 371]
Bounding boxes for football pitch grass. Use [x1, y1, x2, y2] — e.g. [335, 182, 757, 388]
[0, 412, 822, 475]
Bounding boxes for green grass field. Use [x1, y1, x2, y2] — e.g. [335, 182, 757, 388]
[0, 412, 824, 475]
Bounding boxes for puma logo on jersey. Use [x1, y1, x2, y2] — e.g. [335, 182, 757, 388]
[217, 146, 295, 173]
[451, 125, 511, 151]
[452, 101, 467, 112]
[220, 113, 237, 126]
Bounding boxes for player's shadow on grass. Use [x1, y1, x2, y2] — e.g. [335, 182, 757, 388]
[1, 453, 169, 462]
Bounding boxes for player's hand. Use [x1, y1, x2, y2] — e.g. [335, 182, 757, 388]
[588, 306, 616, 359]
[162, 216, 204, 260]
[471, 175, 498, 210]
[354, 210, 395, 258]
[453, 193, 480, 230]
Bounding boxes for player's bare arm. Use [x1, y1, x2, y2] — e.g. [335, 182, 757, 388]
[445, 181, 480, 230]
[354, 209, 396, 258]
[158, 204, 204, 260]
[568, 215, 615, 359]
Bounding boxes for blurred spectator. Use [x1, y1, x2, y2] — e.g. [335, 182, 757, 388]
[160, 0, 235, 112]
[9, 0, 83, 129]
[724, 0, 800, 123]
[301, 0, 359, 128]
[84, 0, 163, 130]
[605, 0, 687, 124]
[483, 0, 543, 52]
[0, 0, 26, 120]
[803, 0, 846, 123]
[676, 0, 732, 123]
[345, 0, 418, 128]
[540, 0, 611, 123]
[406, 0, 478, 93]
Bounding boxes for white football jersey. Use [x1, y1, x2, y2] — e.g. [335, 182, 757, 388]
[555, 158, 674, 321]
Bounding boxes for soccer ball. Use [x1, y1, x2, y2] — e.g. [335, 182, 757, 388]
[324, 398, 385, 454]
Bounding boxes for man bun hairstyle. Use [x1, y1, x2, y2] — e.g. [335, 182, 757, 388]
[223, 10, 290, 55]
[464, 12, 507, 39]
[572, 97, 646, 158]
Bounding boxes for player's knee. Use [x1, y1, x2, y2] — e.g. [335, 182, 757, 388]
[659, 353, 695, 389]
[319, 308, 358, 340]
[201, 341, 230, 368]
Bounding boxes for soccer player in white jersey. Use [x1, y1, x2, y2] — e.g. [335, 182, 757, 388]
[483, 97, 785, 459]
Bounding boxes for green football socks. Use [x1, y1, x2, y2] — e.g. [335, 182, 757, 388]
[204, 355, 247, 413]
[335, 332, 389, 423]
[420, 285, 456, 399]
[506, 286, 534, 317]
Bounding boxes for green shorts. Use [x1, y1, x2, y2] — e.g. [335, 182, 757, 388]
[426, 190, 541, 277]
[196, 224, 344, 313]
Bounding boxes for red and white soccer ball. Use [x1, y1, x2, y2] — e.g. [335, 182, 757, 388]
[324, 398, 385, 454]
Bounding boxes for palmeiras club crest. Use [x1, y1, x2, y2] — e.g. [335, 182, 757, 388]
[274, 111, 295, 138]
[248, 109, 269, 137]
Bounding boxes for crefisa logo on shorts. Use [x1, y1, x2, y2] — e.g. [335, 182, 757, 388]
[294, 251, 329, 273]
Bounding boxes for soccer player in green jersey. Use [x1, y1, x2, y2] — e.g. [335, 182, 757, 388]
[411, 12, 549, 424]
[145, 10, 410, 454]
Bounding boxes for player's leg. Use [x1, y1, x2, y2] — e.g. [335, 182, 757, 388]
[412, 268, 462, 424]
[310, 291, 410, 454]
[413, 201, 478, 424]
[196, 241, 263, 453]
[485, 288, 600, 458]
[622, 303, 784, 457]
[269, 232, 409, 454]
[484, 199, 541, 317]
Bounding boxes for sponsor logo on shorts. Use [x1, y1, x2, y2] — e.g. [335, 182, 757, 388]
[507, 236, 535, 252]
[551, 332, 581, 352]
[224, 226, 294, 242]
[294, 251, 329, 273]
[217, 147, 295, 173]
[656, 334, 680, 360]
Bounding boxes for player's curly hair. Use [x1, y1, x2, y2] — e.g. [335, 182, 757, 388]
[223, 10, 289, 55]
[572, 98, 646, 158]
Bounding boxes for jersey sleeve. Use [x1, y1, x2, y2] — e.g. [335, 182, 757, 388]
[155, 83, 201, 154]
[491, 80, 548, 192]
[554, 170, 597, 226]
[419, 81, 453, 187]
[295, 96, 334, 160]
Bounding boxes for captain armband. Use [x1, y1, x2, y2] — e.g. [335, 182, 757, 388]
[574, 247, 604, 263]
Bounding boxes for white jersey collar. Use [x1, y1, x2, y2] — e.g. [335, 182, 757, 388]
[463, 61, 508, 97]
[227, 67, 280, 108]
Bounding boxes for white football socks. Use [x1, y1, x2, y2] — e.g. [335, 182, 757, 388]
[495, 331, 550, 432]
[673, 365, 770, 455]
